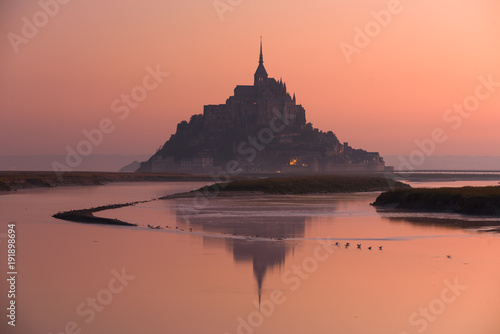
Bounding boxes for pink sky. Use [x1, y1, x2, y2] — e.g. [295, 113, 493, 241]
[1, 0, 500, 159]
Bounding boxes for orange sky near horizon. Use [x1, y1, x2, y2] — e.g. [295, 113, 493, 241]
[1, 0, 500, 159]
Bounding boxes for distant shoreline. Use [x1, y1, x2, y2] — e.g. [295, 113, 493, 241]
[0, 171, 213, 192]
[3, 170, 499, 192]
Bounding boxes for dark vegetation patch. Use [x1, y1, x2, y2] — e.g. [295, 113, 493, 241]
[52, 201, 152, 226]
[196, 175, 410, 195]
[373, 186, 500, 216]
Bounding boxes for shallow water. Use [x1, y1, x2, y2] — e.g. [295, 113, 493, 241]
[1, 181, 500, 334]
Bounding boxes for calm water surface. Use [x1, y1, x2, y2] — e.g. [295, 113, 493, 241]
[1, 181, 500, 334]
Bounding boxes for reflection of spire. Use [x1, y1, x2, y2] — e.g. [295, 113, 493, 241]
[254, 259, 267, 309]
[175, 205, 310, 304]
[230, 240, 290, 306]
[241, 242, 288, 308]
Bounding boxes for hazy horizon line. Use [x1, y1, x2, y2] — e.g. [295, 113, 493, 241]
[1, 154, 500, 173]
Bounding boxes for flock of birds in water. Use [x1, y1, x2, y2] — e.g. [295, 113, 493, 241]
[148, 224, 193, 232]
[335, 242, 383, 251]
[146, 225, 383, 249]
[146, 224, 286, 240]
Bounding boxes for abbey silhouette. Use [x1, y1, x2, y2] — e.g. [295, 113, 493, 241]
[137, 39, 385, 173]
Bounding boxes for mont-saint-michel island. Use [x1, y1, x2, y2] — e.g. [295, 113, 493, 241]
[137, 40, 388, 174]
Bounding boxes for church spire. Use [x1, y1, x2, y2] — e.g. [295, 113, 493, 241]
[254, 37, 268, 86]
[259, 36, 263, 65]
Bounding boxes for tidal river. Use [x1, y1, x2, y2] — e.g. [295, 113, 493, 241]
[1, 180, 499, 334]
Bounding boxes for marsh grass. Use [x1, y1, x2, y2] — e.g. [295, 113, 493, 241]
[198, 175, 410, 194]
[373, 186, 500, 215]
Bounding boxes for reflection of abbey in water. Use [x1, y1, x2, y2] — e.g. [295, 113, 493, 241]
[174, 203, 307, 305]
[137, 39, 387, 173]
